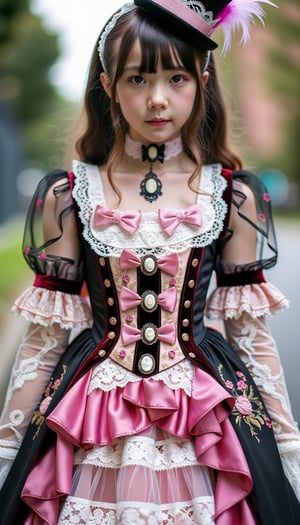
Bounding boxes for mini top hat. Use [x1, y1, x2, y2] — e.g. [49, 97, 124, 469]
[98, 0, 275, 71]
[134, 0, 275, 53]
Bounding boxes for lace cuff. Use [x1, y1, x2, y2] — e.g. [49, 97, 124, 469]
[12, 286, 92, 329]
[205, 282, 289, 320]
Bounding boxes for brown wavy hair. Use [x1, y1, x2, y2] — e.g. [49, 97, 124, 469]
[74, 6, 242, 199]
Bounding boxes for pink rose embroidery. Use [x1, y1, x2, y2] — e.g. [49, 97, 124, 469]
[235, 395, 252, 416]
[39, 396, 52, 415]
[263, 192, 270, 202]
[258, 213, 266, 222]
[237, 380, 248, 391]
[225, 380, 234, 389]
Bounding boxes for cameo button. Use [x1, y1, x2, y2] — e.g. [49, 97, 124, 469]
[141, 291, 157, 312]
[138, 354, 156, 374]
[141, 255, 157, 275]
[142, 323, 158, 344]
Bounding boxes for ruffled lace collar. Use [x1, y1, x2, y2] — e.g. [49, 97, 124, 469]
[72, 160, 227, 258]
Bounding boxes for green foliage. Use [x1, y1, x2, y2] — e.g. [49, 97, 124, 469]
[0, 221, 31, 318]
[265, 1, 300, 183]
[0, 0, 75, 170]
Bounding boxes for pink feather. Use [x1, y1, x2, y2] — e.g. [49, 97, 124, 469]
[213, 0, 277, 54]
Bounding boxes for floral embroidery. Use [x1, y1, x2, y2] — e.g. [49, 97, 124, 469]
[31, 364, 67, 439]
[258, 213, 266, 222]
[218, 365, 272, 442]
[262, 192, 270, 202]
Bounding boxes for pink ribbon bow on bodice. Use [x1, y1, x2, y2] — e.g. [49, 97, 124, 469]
[94, 205, 141, 235]
[120, 286, 177, 313]
[119, 250, 179, 276]
[122, 323, 176, 346]
[159, 205, 202, 237]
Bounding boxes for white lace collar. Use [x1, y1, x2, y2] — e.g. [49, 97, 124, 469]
[72, 160, 227, 258]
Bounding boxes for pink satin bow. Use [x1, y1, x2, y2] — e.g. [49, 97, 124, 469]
[158, 205, 202, 237]
[119, 250, 179, 276]
[122, 322, 176, 346]
[120, 286, 177, 313]
[94, 205, 141, 235]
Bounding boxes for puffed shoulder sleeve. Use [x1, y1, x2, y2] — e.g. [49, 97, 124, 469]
[206, 170, 288, 319]
[13, 170, 92, 329]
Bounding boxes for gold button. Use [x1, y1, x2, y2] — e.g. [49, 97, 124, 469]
[184, 300, 191, 308]
[98, 349, 106, 357]
[192, 258, 199, 267]
[99, 257, 105, 266]
[182, 333, 189, 341]
[108, 331, 116, 339]
[182, 319, 190, 327]
[107, 297, 114, 306]
[104, 279, 111, 288]
[109, 317, 117, 326]
[188, 280, 195, 288]
[188, 352, 196, 359]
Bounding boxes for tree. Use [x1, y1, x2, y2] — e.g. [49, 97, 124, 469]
[0, 0, 73, 171]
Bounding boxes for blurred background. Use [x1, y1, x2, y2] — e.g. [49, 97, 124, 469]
[0, 0, 299, 419]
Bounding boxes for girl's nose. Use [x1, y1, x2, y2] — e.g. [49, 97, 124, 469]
[147, 85, 168, 110]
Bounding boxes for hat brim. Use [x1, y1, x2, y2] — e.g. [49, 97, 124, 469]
[134, 0, 218, 51]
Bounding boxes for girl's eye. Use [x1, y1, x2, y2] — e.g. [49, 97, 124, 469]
[171, 74, 186, 84]
[129, 75, 145, 85]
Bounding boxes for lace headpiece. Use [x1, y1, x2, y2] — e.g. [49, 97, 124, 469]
[98, 0, 276, 71]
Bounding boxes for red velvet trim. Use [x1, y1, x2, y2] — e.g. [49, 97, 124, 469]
[68, 171, 75, 190]
[33, 274, 82, 295]
[217, 269, 266, 287]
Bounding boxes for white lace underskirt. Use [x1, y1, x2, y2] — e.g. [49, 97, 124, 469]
[58, 428, 215, 525]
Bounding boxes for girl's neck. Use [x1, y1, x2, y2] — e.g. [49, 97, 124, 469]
[125, 134, 183, 162]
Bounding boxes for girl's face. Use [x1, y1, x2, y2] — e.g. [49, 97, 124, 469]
[105, 41, 201, 145]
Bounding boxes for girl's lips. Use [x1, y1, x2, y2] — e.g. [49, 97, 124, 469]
[145, 119, 170, 127]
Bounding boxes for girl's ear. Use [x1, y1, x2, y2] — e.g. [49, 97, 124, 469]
[100, 72, 112, 98]
[202, 71, 209, 86]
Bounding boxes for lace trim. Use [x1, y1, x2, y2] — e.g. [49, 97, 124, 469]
[58, 496, 215, 525]
[12, 286, 92, 329]
[74, 435, 199, 470]
[72, 160, 227, 257]
[88, 359, 193, 396]
[205, 282, 289, 320]
[278, 447, 300, 501]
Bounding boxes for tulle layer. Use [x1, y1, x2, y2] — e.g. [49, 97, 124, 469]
[205, 282, 289, 320]
[12, 286, 92, 329]
[21, 365, 256, 525]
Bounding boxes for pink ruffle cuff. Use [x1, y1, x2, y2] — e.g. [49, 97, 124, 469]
[12, 286, 92, 329]
[205, 282, 289, 320]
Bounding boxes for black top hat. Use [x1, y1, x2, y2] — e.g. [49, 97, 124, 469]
[134, 0, 232, 50]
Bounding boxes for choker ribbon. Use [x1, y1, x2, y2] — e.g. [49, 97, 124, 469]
[120, 286, 177, 313]
[121, 322, 176, 346]
[94, 205, 141, 234]
[159, 205, 202, 237]
[119, 250, 179, 276]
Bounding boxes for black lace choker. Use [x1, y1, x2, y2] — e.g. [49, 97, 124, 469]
[125, 135, 183, 203]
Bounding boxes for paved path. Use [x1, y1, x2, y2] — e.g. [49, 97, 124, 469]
[267, 220, 300, 422]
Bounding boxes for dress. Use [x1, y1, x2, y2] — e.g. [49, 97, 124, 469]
[0, 161, 299, 525]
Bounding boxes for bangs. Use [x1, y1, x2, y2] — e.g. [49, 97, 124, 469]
[137, 19, 197, 73]
[112, 10, 202, 79]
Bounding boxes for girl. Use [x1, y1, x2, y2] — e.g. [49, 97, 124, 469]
[0, 1, 299, 523]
